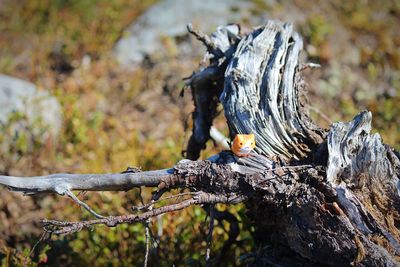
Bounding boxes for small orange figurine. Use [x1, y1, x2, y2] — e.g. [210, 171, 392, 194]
[231, 134, 256, 157]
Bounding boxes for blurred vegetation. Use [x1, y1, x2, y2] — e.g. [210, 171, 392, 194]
[294, 0, 400, 148]
[0, 0, 399, 266]
[0, 0, 252, 266]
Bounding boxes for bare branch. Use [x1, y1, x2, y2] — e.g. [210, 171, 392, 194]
[0, 169, 173, 195]
[41, 192, 246, 235]
[65, 190, 105, 219]
[187, 24, 224, 58]
[2, 20, 399, 266]
[132, 192, 198, 212]
[210, 126, 230, 149]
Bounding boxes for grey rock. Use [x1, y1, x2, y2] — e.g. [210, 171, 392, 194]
[0, 74, 62, 150]
[113, 0, 256, 65]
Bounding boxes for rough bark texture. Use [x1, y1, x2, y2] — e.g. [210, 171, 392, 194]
[222, 22, 325, 161]
[0, 20, 399, 266]
[186, 20, 400, 266]
[185, 24, 241, 160]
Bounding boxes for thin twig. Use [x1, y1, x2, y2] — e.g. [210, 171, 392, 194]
[29, 231, 51, 257]
[187, 24, 224, 58]
[41, 193, 243, 235]
[299, 62, 321, 71]
[133, 192, 198, 212]
[144, 220, 151, 267]
[65, 190, 105, 219]
[139, 187, 151, 267]
[206, 205, 215, 267]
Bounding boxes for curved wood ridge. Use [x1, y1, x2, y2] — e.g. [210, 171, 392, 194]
[221, 21, 325, 161]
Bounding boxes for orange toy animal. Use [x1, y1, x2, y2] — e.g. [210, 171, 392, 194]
[231, 134, 256, 157]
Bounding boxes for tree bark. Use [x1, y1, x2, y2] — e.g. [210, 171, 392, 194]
[0, 20, 399, 266]
[186, 20, 400, 266]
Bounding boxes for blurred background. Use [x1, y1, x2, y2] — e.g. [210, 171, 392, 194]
[0, 0, 399, 265]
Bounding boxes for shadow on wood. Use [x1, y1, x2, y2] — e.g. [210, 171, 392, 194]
[0, 20, 399, 266]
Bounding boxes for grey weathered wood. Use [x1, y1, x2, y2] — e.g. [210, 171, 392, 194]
[190, 21, 400, 265]
[221, 21, 324, 161]
[0, 169, 172, 194]
[0, 20, 399, 266]
[326, 110, 400, 256]
[185, 24, 241, 160]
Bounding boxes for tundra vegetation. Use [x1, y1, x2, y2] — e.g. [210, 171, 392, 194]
[0, 0, 399, 266]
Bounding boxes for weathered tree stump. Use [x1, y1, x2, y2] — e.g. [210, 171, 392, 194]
[1, 20, 399, 266]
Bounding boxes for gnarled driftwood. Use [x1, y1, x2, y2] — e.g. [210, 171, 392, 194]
[0, 20, 399, 266]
